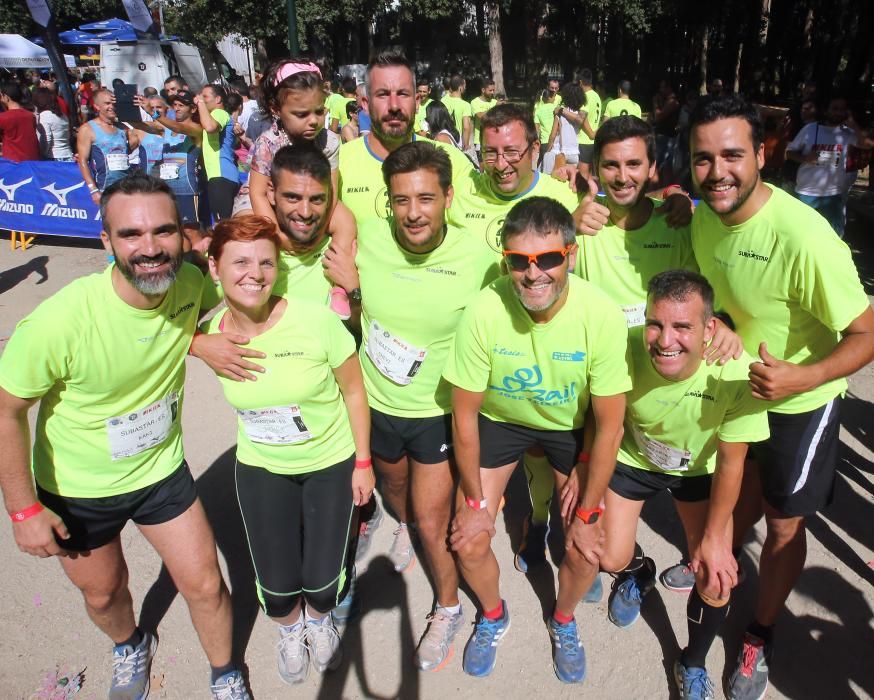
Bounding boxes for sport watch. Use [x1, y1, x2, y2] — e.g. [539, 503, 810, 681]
[574, 505, 603, 524]
[348, 287, 362, 303]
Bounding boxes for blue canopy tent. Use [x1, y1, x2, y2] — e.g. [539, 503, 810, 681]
[78, 18, 134, 32]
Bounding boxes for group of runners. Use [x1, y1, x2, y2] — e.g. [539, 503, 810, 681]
[1, 49, 872, 700]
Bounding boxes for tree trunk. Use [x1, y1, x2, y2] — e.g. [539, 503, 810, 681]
[475, 0, 485, 41]
[699, 26, 709, 94]
[758, 0, 771, 47]
[486, 0, 505, 95]
[733, 41, 743, 94]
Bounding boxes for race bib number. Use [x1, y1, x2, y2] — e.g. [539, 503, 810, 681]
[159, 163, 180, 180]
[106, 152, 130, 171]
[106, 392, 178, 460]
[631, 425, 691, 472]
[816, 149, 840, 168]
[621, 303, 646, 328]
[366, 320, 427, 386]
[238, 405, 312, 445]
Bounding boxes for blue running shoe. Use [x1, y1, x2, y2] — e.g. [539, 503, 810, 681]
[209, 669, 251, 700]
[674, 658, 715, 700]
[462, 601, 510, 677]
[584, 574, 603, 603]
[608, 557, 656, 628]
[109, 631, 157, 700]
[547, 617, 586, 683]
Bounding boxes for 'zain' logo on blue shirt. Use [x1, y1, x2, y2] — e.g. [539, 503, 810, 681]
[552, 351, 586, 362]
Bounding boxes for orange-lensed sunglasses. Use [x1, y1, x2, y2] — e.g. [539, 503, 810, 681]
[502, 245, 573, 272]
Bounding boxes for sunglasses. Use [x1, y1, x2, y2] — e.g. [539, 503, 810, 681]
[502, 245, 573, 272]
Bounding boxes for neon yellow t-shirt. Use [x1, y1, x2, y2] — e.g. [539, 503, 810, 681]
[202, 300, 355, 473]
[443, 275, 632, 431]
[577, 90, 602, 145]
[619, 349, 769, 476]
[443, 95, 472, 139]
[692, 184, 871, 414]
[448, 170, 580, 276]
[202, 108, 232, 180]
[338, 134, 476, 224]
[0, 264, 204, 497]
[331, 96, 354, 127]
[414, 98, 433, 133]
[603, 98, 642, 119]
[357, 219, 496, 418]
[575, 200, 697, 335]
[470, 97, 498, 145]
[533, 96, 562, 144]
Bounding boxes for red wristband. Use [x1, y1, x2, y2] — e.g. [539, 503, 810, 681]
[577, 451, 591, 464]
[661, 184, 684, 199]
[188, 330, 203, 356]
[10, 502, 43, 523]
[354, 457, 372, 470]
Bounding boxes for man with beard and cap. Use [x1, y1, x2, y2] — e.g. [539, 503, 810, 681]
[0, 174, 251, 700]
[77, 88, 140, 205]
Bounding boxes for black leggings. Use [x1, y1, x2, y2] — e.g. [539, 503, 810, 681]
[206, 177, 240, 221]
[235, 455, 355, 617]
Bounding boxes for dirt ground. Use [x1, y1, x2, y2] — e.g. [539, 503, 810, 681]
[1, 195, 873, 700]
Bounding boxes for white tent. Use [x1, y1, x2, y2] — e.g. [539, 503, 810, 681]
[0, 34, 76, 69]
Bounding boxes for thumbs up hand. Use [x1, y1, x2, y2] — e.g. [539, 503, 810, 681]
[572, 177, 611, 236]
[654, 186, 694, 228]
[748, 342, 811, 400]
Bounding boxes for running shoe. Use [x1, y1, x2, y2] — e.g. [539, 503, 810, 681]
[660, 558, 746, 593]
[674, 658, 715, 700]
[462, 601, 510, 677]
[329, 287, 352, 320]
[414, 606, 465, 671]
[276, 622, 309, 684]
[388, 523, 416, 573]
[209, 670, 251, 700]
[355, 500, 384, 564]
[547, 617, 586, 683]
[726, 632, 771, 700]
[305, 615, 343, 673]
[607, 557, 656, 628]
[513, 518, 549, 573]
[331, 566, 360, 626]
[109, 631, 157, 700]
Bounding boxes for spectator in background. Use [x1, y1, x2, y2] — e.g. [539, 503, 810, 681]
[442, 74, 473, 152]
[425, 100, 462, 149]
[355, 83, 371, 134]
[533, 78, 562, 164]
[77, 72, 97, 121]
[196, 84, 240, 221]
[234, 81, 259, 133]
[329, 76, 356, 133]
[341, 100, 361, 142]
[414, 78, 432, 135]
[0, 80, 40, 162]
[39, 72, 70, 117]
[652, 78, 680, 183]
[707, 78, 724, 97]
[33, 86, 73, 161]
[542, 82, 586, 175]
[603, 80, 642, 121]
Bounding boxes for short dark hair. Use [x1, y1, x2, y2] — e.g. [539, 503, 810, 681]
[482, 78, 495, 89]
[261, 58, 323, 117]
[689, 94, 764, 151]
[143, 86, 158, 97]
[204, 84, 227, 105]
[594, 115, 656, 167]
[345, 100, 359, 118]
[270, 143, 332, 189]
[416, 78, 430, 89]
[0, 80, 25, 104]
[618, 80, 631, 95]
[225, 92, 243, 114]
[559, 82, 585, 111]
[366, 49, 414, 96]
[341, 76, 357, 94]
[449, 74, 465, 91]
[382, 141, 452, 194]
[100, 173, 177, 229]
[164, 74, 184, 87]
[481, 103, 538, 145]
[501, 197, 575, 247]
[647, 269, 714, 321]
[31, 86, 61, 116]
[578, 68, 593, 86]
[231, 80, 250, 98]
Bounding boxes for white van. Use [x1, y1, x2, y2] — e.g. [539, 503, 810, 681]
[99, 40, 228, 92]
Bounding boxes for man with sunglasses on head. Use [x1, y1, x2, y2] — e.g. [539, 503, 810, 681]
[449, 104, 578, 271]
[443, 197, 630, 683]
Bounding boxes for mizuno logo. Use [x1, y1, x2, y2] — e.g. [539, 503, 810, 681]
[0, 177, 33, 201]
[42, 181, 85, 205]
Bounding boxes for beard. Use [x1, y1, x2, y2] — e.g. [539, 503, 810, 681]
[371, 110, 413, 143]
[512, 272, 568, 313]
[114, 251, 182, 296]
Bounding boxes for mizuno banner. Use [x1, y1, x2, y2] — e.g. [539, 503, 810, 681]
[0, 159, 101, 239]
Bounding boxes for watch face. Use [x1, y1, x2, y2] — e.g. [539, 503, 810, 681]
[587, 511, 600, 524]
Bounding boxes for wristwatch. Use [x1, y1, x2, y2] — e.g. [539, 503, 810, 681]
[348, 287, 362, 303]
[574, 505, 604, 524]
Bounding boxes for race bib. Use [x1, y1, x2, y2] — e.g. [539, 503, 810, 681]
[631, 425, 691, 472]
[238, 405, 312, 445]
[159, 163, 180, 180]
[106, 392, 178, 460]
[106, 152, 130, 171]
[366, 320, 427, 386]
[621, 303, 646, 328]
[816, 149, 840, 168]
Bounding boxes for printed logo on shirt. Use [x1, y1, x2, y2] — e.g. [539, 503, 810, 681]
[492, 345, 524, 357]
[169, 302, 195, 319]
[713, 254, 736, 269]
[375, 187, 391, 219]
[345, 186, 370, 193]
[488, 364, 578, 406]
[684, 389, 715, 402]
[274, 350, 305, 358]
[643, 242, 672, 249]
[552, 350, 586, 362]
[487, 216, 506, 253]
[426, 266, 458, 277]
[737, 249, 770, 263]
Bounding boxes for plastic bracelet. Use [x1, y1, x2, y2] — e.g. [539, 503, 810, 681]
[661, 184, 684, 199]
[10, 502, 43, 523]
[577, 451, 591, 464]
[88, 185, 99, 193]
[354, 457, 372, 470]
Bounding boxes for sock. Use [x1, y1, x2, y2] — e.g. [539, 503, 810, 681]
[210, 662, 236, 683]
[683, 587, 730, 668]
[436, 602, 462, 616]
[552, 609, 574, 625]
[618, 543, 646, 575]
[522, 452, 553, 525]
[483, 601, 504, 620]
[116, 627, 143, 649]
[747, 621, 774, 645]
[280, 608, 304, 631]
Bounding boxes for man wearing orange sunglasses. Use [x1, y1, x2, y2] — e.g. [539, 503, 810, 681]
[443, 196, 630, 684]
